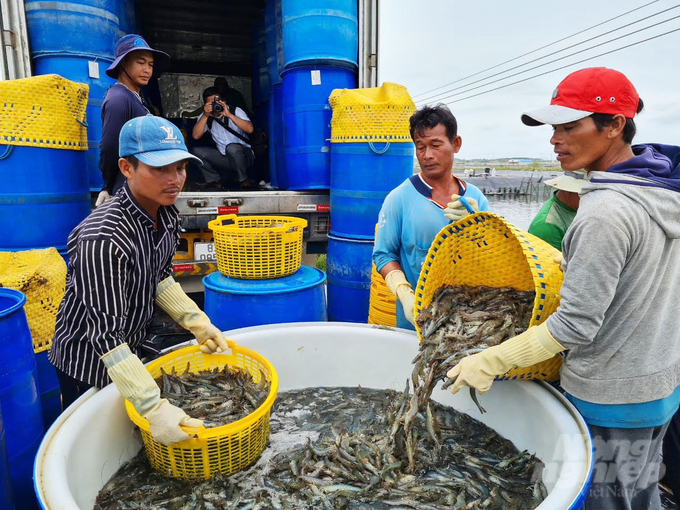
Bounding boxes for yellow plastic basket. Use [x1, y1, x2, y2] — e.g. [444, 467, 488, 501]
[0, 248, 66, 353]
[329, 82, 416, 143]
[125, 342, 278, 480]
[414, 212, 564, 382]
[207, 214, 307, 279]
[0, 74, 89, 150]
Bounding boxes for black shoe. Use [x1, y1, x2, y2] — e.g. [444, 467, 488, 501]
[238, 179, 259, 190]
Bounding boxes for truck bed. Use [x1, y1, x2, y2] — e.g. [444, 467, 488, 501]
[173, 190, 330, 277]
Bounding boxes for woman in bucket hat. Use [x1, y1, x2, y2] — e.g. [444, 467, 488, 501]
[446, 67, 680, 509]
[96, 35, 170, 206]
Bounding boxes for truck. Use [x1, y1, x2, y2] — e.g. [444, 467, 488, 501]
[0, 0, 380, 289]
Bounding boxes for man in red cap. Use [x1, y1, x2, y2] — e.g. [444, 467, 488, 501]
[96, 34, 170, 206]
[446, 67, 680, 509]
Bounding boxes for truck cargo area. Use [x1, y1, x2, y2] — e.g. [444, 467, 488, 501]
[134, 0, 334, 274]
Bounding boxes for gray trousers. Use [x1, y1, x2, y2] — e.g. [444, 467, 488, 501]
[662, 408, 680, 502]
[193, 144, 253, 184]
[585, 422, 670, 510]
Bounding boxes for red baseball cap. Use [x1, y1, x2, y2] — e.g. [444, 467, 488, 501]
[521, 67, 640, 126]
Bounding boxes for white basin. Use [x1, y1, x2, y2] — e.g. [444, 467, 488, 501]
[35, 323, 592, 509]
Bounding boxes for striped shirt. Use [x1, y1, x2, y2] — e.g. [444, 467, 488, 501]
[49, 183, 180, 387]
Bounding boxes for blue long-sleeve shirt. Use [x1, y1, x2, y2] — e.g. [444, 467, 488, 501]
[99, 84, 149, 193]
[373, 174, 488, 329]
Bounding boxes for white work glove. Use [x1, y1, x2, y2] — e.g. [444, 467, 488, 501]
[102, 343, 203, 445]
[444, 194, 479, 222]
[155, 276, 228, 353]
[446, 322, 565, 395]
[95, 190, 112, 207]
[384, 270, 416, 326]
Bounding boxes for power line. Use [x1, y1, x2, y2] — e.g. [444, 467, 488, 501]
[444, 27, 680, 105]
[416, 15, 680, 105]
[416, 4, 680, 104]
[411, 0, 660, 99]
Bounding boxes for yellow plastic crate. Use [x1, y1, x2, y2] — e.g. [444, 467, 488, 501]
[125, 342, 278, 480]
[0, 74, 89, 150]
[208, 214, 307, 279]
[414, 212, 564, 382]
[0, 248, 67, 353]
[329, 82, 416, 143]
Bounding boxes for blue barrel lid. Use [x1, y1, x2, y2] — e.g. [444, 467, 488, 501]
[0, 288, 26, 317]
[203, 265, 326, 295]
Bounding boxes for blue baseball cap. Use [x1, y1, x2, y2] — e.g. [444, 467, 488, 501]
[119, 115, 202, 167]
[106, 34, 170, 78]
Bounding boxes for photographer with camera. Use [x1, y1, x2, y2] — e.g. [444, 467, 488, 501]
[191, 86, 256, 190]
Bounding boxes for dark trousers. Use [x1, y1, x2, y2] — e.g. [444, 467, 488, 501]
[193, 144, 253, 184]
[585, 422, 670, 510]
[55, 368, 93, 410]
[662, 408, 680, 502]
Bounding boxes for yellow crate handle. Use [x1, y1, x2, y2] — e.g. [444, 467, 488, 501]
[208, 214, 237, 231]
[282, 229, 302, 242]
[181, 423, 207, 434]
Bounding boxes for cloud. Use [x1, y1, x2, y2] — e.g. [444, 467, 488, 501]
[380, 0, 680, 158]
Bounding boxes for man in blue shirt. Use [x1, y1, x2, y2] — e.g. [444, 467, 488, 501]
[373, 105, 488, 330]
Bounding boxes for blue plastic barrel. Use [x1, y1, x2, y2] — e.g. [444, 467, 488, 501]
[25, 0, 119, 191]
[330, 142, 415, 239]
[282, 66, 356, 190]
[251, 22, 262, 106]
[0, 289, 44, 510]
[116, 0, 137, 36]
[34, 352, 61, 430]
[0, 145, 90, 252]
[267, 86, 287, 189]
[203, 266, 327, 331]
[0, 408, 14, 510]
[253, 101, 269, 134]
[267, 92, 279, 188]
[29, 57, 114, 192]
[265, 0, 283, 86]
[326, 235, 373, 323]
[256, 10, 271, 99]
[273, 84, 287, 188]
[282, 0, 358, 70]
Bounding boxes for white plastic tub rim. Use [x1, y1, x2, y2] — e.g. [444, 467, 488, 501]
[35, 322, 593, 510]
[34, 386, 97, 510]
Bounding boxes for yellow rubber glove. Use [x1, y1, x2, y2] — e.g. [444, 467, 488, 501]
[384, 269, 416, 326]
[446, 322, 565, 395]
[102, 343, 203, 445]
[444, 194, 479, 222]
[155, 277, 228, 353]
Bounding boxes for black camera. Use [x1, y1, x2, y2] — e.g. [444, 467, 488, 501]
[212, 96, 224, 113]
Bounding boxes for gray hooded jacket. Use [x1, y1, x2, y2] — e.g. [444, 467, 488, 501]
[546, 146, 680, 405]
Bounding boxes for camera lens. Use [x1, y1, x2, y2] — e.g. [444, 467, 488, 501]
[213, 101, 223, 113]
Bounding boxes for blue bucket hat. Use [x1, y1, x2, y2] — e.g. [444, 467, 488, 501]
[119, 115, 202, 167]
[106, 34, 170, 78]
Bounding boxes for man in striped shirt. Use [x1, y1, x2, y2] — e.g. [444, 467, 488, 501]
[50, 115, 228, 445]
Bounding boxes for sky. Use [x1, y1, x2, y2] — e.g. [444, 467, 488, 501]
[378, 0, 680, 160]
